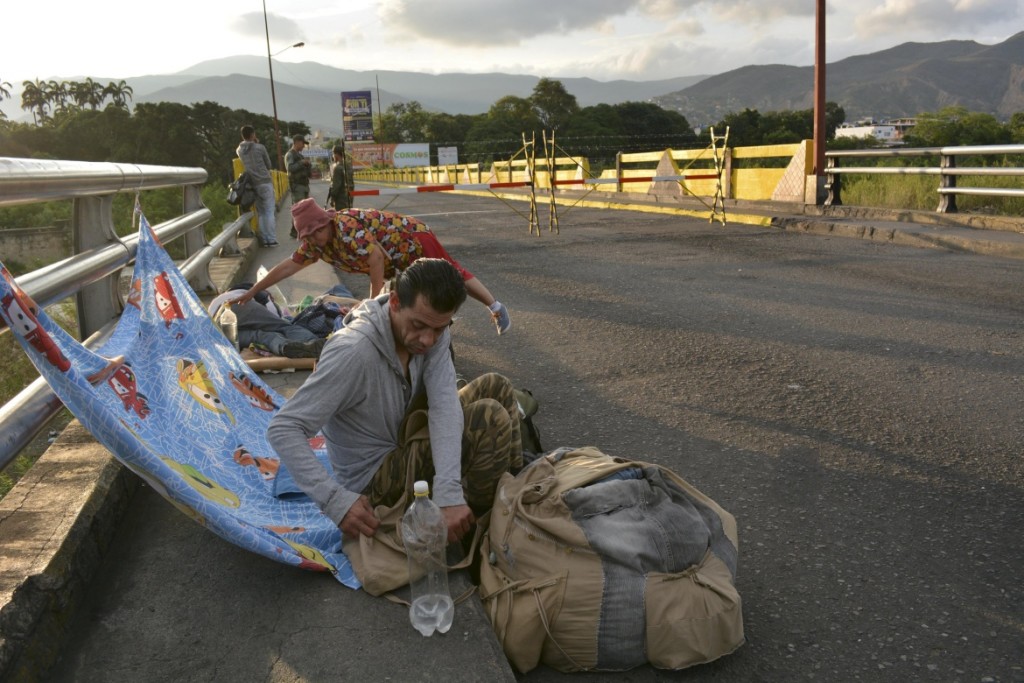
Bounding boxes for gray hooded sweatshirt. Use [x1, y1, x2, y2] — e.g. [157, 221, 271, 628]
[235, 140, 274, 186]
[267, 294, 465, 526]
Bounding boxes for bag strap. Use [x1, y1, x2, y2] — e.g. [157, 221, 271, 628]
[379, 438, 487, 607]
[531, 588, 582, 669]
[478, 574, 580, 669]
[362, 448, 417, 561]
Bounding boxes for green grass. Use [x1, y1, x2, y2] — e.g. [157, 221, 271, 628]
[840, 173, 1024, 215]
[0, 410, 74, 499]
[0, 301, 79, 499]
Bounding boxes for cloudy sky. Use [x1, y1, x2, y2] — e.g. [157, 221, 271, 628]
[2, 0, 1019, 88]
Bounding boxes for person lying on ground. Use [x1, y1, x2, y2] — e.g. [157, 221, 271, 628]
[267, 258, 523, 542]
[209, 288, 325, 359]
[231, 198, 512, 335]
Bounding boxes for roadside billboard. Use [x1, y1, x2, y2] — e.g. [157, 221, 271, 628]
[348, 143, 431, 169]
[349, 144, 388, 169]
[392, 143, 430, 168]
[437, 146, 458, 166]
[341, 90, 374, 142]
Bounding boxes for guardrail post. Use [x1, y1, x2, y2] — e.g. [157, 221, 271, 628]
[938, 153, 957, 213]
[182, 185, 216, 293]
[824, 157, 842, 206]
[72, 196, 122, 338]
[615, 152, 623, 193]
[723, 147, 733, 199]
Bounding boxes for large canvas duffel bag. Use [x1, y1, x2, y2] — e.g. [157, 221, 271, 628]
[478, 446, 744, 673]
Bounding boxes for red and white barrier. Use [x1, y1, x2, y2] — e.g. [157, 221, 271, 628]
[351, 181, 532, 197]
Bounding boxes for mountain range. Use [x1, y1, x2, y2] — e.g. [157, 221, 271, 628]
[129, 59, 706, 136]
[6, 32, 1021, 136]
[654, 31, 1024, 124]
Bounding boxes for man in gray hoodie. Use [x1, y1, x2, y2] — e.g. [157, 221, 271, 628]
[236, 125, 279, 247]
[267, 258, 521, 542]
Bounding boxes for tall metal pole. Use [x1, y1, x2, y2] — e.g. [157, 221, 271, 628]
[813, 0, 826, 179]
[263, 0, 284, 172]
[375, 74, 384, 166]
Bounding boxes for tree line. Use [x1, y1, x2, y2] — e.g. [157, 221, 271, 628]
[2, 76, 1022, 188]
[376, 78, 701, 165]
[3, 78, 136, 125]
[899, 107, 1024, 148]
[0, 78, 310, 187]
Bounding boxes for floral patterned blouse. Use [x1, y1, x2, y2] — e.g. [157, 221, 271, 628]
[291, 209, 430, 278]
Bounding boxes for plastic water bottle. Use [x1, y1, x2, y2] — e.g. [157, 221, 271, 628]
[401, 480, 454, 636]
[219, 303, 238, 350]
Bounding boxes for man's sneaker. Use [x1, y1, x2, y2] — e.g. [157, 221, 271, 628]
[491, 303, 511, 335]
[281, 338, 326, 358]
[289, 227, 298, 239]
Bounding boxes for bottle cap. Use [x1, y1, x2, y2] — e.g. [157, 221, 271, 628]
[413, 480, 429, 495]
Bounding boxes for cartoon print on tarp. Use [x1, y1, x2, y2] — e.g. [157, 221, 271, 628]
[154, 272, 185, 328]
[230, 372, 278, 412]
[233, 446, 280, 481]
[2, 286, 72, 372]
[177, 358, 236, 424]
[108, 363, 150, 419]
[0, 213, 357, 588]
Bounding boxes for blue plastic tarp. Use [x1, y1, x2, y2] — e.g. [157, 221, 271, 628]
[0, 212, 358, 587]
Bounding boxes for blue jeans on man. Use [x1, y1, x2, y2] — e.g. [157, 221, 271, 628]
[254, 182, 278, 246]
[235, 299, 323, 358]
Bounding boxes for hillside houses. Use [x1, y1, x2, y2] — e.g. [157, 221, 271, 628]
[835, 118, 917, 145]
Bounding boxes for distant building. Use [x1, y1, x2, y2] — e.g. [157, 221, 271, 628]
[835, 118, 916, 145]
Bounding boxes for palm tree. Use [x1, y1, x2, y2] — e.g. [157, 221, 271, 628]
[84, 78, 105, 110]
[104, 80, 133, 110]
[0, 79, 11, 119]
[68, 80, 90, 110]
[44, 80, 70, 114]
[65, 78, 104, 111]
[21, 79, 49, 124]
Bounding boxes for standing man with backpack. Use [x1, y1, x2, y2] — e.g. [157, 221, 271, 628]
[286, 134, 312, 238]
[236, 125, 279, 247]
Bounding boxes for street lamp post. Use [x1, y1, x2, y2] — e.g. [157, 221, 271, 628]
[813, 0, 826, 198]
[262, 0, 303, 171]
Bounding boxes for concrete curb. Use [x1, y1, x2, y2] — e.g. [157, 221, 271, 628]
[0, 423, 139, 682]
[771, 216, 1024, 260]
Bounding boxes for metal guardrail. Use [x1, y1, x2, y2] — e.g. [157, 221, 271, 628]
[0, 157, 251, 474]
[365, 142, 1024, 213]
[824, 144, 1024, 212]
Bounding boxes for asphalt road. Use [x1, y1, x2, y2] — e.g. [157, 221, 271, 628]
[401, 192, 1023, 682]
[52, 190, 1023, 682]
